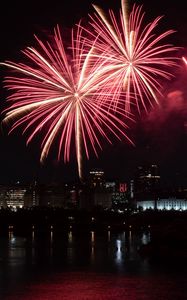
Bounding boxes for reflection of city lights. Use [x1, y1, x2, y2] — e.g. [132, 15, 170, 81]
[9, 232, 15, 243]
[141, 232, 151, 245]
[50, 230, 53, 257]
[67, 231, 73, 261]
[108, 230, 111, 242]
[50, 230, 53, 243]
[32, 230, 35, 241]
[91, 245, 95, 259]
[116, 239, 122, 263]
[91, 231, 95, 261]
[142, 233, 147, 245]
[68, 231, 73, 243]
[116, 239, 121, 250]
[8, 225, 14, 230]
[91, 231, 95, 243]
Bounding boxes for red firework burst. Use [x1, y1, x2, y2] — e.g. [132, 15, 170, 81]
[83, 0, 179, 113]
[1, 24, 134, 179]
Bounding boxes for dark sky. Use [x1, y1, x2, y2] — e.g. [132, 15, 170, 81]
[1, 0, 187, 185]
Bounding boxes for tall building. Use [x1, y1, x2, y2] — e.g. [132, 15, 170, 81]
[134, 164, 160, 201]
[89, 168, 105, 189]
[24, 181, 39, 207]
[111, 182, 130, 211]
[80, 168, 112, 209]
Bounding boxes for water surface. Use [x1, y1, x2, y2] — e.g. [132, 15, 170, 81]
[0, 230, 186, 299]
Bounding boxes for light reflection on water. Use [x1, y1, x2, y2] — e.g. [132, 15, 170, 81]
[0, 229, 186, 299]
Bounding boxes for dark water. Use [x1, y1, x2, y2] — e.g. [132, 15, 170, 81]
[0, 229, 186, 299]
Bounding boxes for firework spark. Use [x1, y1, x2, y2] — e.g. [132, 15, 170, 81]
[1, 24, 134, 179]
[84, 0, 178, 113]
[182, 56, 187, 65]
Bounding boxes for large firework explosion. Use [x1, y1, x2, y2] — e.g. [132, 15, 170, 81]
[84, 0, 179, 113]
[0, 0, 179, 178]
[1, 24, 133, 179]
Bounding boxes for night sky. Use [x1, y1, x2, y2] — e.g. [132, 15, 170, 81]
[1, 0, 187, 185]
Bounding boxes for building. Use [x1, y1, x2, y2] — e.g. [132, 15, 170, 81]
[104, 180, 133, 211]
[137, 198, 187, 211]
[37, 183, 68, 207]
[89, 168, 105, 189]
[0, 185, 8, 208]
[134, 164, 161, 205]
[24, 181, 39, 207]
[6, 183, 27, 209]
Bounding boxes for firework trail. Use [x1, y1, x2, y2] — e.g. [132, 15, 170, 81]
[182, 56, 187, 65]
[84, 0, 178, 113]
[1, 24, 134, 179]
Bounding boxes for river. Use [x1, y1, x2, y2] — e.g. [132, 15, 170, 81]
[0, 229, 186, 299]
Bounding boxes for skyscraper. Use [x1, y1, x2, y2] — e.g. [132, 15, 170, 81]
[134, 164, 160, 201]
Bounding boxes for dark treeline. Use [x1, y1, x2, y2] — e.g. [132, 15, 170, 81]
[0, 207, 187, 236]
[0, 207, 130, 234]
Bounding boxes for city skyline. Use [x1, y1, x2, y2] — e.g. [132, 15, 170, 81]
[1, 0, 187, 185]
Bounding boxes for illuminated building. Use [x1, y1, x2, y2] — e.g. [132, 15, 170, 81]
[134, 164, 161, 207]
[89, 168, 105, 189]
[24, 181, 39, 207]
[137, 198, 187, 211]
[105, 181, 116, 192]
[112, 182, 130, 212]
[135, 164, 160, 193]
[80, 169, 112, 209]
[130, 180, 134, 199]
[157, 198, 187, 210]
[135, 164, 187, 211]
[6, 184, 27, 209]
[136, 200, 155, 210]
[68, 183, 82, 208]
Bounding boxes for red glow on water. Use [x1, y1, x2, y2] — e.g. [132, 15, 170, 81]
[4, 271, 187, 300]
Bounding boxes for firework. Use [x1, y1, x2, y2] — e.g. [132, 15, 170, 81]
[182, 56, 187, 65]
[84, 0, 178, 113]
[1, 24, 134, 179]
